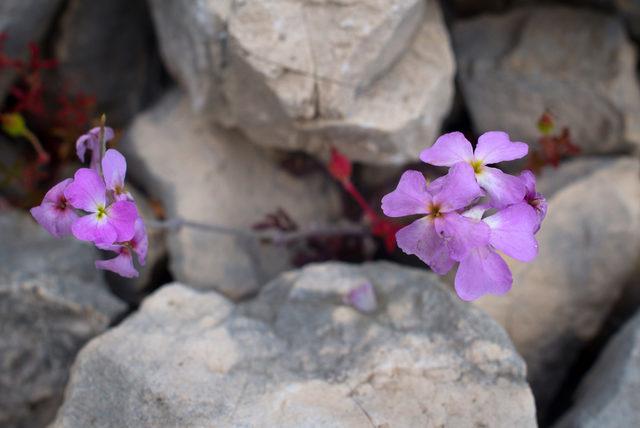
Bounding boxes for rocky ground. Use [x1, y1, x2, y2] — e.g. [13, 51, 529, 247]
[1, 0, 640, 427]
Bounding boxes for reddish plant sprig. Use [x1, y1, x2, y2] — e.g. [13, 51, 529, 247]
[328, 148, 400, 253]
[526, 111, 581, 173]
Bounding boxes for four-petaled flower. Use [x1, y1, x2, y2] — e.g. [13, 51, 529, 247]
[64, 167, 138, 245]
[30, 178, 78, 238]
[420, 131, 528, 207]
[382, 163, 489, 274]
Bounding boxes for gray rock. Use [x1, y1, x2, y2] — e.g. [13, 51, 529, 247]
[52, 0, 164, 127]
[0, 210, 125, 428]
[52, 262, 537, 427]
[476, 157, 640, 413]
[122, 91, 341, 299]
[0, 0, 64, 100]
[148, 0, 455, 165]
[454, 6, 640, 155]
[554, 311, 640, 428]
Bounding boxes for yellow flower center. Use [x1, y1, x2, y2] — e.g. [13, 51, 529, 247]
[470, 159, 484, 174]
[96, 205, 108, 220]
[427, 203, 443, 219]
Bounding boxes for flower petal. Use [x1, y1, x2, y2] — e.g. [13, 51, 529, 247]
[132, 218, 148, 265]
[64, 168, 106, 212]
[343, 282, 377, 313]
[106, 201, 138, 243]
[519, 170, 547, 233]
[381, 170, 431, 217]
[75, 134, 91, 163]
[71, 213, 117, 244]
[432, 162, 483, 212]
[474, 131, 528, 164]
[95, 252, 138, 278]
[434, 212, 490, 261]
[30, 203, 77, 238]
[420, 132, 474, 166]
[396, 217, 455, 275]
[519, 170, 537, 196]
[476, 166, 526, 208]
[484, 202, 539, 262]
[102, 149, 127, 193]
[455, 246, 512, 301]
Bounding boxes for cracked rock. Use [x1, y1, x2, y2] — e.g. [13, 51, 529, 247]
[148, 0, 455, 164]
[52, 262, 536, 427]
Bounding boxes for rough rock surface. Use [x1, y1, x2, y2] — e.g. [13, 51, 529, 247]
[52, 0, 164, 127]
[475, 157, 640, 413]
[0, 210, 125, 428]
[122, 91, 340, 299]
[0, 0, 64, 99]
[52, 262, 536, 427]
[148, 0, 455, 164]
[554, 311, 640, 428]
[454, 6, 640, 154]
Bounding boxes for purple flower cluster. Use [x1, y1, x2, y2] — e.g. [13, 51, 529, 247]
[31, 126, 147, 278]
[382, 131, 547, 301]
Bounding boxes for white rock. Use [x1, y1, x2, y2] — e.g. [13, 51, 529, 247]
[52, 262, 536, 427]
[148, 0, 455, 164]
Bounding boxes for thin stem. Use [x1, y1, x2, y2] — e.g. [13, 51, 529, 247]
[145, 217, 368, 245]
[98, 113, 106, 175]
[22, 129, 49, 164]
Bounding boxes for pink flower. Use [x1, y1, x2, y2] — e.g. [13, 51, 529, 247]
[30, 178, 78, 238]
[64, 167, 138, 245]
[96, 218, 148, 278]
[455, 203, 539, 301]
[420, 131, 528, 208]
[76, 126, 114, 170]
[381, 163, 489, 274]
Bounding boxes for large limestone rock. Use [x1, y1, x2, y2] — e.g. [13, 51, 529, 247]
[554, 311, 640, 428]
[122, 91, 341, 299]
[148, 0, 455, 164]
[475, 157, 640, 413]
[454, 6, 640, 154]
[52, 0, 164, 127]
[52, 262, 537, 427]
[0, 210, 125, 428]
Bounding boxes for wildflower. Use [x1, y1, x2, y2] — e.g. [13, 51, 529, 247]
[381, 162, 488, 274]
[343, 282, 377, 313]
[455, 203, 538, 300]
[520, 170, 547, 232]
[76, 126, 114, 170]
[420, 131, 528, 207]
[96, 218, 148, 278]
[102, 149, 133, 201]
[30, 178, 77, 238]
[63, 167, 137, 245]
